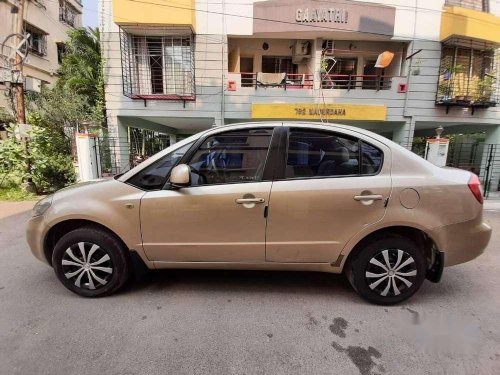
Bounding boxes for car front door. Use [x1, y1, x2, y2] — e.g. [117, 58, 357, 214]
[265, 126, 392, 263]
[140, 127, 276, 263]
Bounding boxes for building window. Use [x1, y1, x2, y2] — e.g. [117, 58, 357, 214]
[59, 0, 79, 27]
[436, 43, 498, 107]
[57, 42, 66, 64]
[262, 56, 297, 74]
[24, 23, 47, 56]
[120, 31, 196, 100]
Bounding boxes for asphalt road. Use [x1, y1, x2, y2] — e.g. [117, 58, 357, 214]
[1, 201, 499, 375]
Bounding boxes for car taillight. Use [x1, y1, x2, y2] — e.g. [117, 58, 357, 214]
[468, 173, 483, 204]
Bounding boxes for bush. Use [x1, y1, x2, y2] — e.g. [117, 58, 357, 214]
[0, 120, 76, 194]
[0, 125, 27, 186]
[28, 115, 76, 193]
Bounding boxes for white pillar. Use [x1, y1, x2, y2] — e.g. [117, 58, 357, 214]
[106, 116, 130, 175]
[392, 118, 415, 149]
[169, 134, 177, 146]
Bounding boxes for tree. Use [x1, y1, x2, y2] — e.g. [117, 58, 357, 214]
[28, 27, 105, 132]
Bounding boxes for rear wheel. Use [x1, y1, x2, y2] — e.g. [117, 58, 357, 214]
[52, 228, 130, 297]
[346, 236, 426, 305]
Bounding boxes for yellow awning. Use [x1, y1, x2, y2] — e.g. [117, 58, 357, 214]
[440, 6, 500, 44]
[112, 0, 196, 31]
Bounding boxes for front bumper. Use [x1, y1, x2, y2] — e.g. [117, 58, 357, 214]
[430, 218, 492, 267]
[26, 214, 51, 265]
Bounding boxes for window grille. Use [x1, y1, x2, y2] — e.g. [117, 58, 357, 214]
[120, 29, 196, 101]
[24, 23, 47, 56]
[444, 0, 489, 12]
[59, 0, 78, 27]
[436, 39, 499, 109]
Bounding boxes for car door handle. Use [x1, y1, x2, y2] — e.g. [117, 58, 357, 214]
[235, 198, 265, 204]
[353, 195, 384, 201]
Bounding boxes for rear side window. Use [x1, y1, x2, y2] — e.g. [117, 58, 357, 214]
[187, 128, 273, 186]
[285, 129, 382, 179]
[361, 141, 383, 174]
[127, 142, 194, 190]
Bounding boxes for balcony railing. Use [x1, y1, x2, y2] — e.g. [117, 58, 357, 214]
[236, 73, 393, 91]
[321, 74, 392, 91]
[240, 73, 314, 89]
[444, 0, 489, 12]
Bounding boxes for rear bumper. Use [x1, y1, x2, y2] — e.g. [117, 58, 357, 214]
[430, 219, 492, 267]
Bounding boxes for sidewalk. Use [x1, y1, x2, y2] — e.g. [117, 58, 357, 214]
[0, 201, 36, 220]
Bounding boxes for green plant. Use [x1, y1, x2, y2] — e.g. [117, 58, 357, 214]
[437, 64, 464, 101]
[27, 114, 76, 193]
[0, 124, 28, 187]
[475, 76, 494, 103]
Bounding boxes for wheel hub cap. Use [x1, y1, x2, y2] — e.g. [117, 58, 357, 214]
[365, 249, 417, 297]
[61, 242, 113, 290]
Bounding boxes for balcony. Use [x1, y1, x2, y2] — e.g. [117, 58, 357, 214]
[228, 73, 393, 91]
[236, 73, 314, 89]
[321, 74, 392, 91]
[436, 43, 499, 112]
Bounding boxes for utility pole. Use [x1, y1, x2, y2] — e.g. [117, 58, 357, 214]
[12, 0, 26, 124]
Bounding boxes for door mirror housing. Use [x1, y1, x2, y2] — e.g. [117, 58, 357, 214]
[170, 164, 191, 188]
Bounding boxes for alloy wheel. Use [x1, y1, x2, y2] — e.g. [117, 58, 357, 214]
[365, 249, 417, 297]
[61, 242, 114, 290]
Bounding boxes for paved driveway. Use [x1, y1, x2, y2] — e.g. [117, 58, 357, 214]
[0, 201, 499, 375]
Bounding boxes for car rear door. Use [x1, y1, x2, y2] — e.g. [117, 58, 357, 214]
[265, 125, 392, 263]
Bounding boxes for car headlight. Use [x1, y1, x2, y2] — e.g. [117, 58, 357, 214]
[32, 195, 53, 217]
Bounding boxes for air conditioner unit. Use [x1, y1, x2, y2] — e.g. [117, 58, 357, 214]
[322, 40, 334, 52]
[25, 76, 41, 93]
[293, 40, 311, 56]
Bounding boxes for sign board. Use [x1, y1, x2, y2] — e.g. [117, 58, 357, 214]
[254, 0, 395, 36]
[252, 103, 387, 121]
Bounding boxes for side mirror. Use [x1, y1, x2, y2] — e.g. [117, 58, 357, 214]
[170, 164, 191, 188]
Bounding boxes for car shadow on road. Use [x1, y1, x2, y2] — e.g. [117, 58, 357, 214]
[120, 268, 357, 300]
[116, 266, 474, 305]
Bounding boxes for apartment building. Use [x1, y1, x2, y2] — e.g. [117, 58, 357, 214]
[0, 0, 83, 116]
[100, 0, 500, 173]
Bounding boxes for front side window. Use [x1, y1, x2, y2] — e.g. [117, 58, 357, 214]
[187, 129, 273, 186]
[285, 130, 382, 179]
[121, 31, 195, 99]
[127, 142, 194, 190]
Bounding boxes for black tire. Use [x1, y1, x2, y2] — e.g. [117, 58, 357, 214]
[52, 227, 130, 297]
[345, 235, 426, 305]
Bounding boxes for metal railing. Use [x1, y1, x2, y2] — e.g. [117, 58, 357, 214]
[240, 73, 314, 89]
[412, 141, 500, 198]
[444, 0, 489, 12]
[321, 74, 392, 91]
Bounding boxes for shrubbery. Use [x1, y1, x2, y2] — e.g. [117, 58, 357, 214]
[0, 119, 76, 194]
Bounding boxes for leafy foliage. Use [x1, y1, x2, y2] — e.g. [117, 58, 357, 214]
[0, 125, 27, 185]
[27, 114, 76, 193]
[27, 27, 105, 132]
[0, 120, 76, 194]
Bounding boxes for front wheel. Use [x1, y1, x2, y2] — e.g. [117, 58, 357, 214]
[52, 228, 130, 297]
[345, 236, 427, 305]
